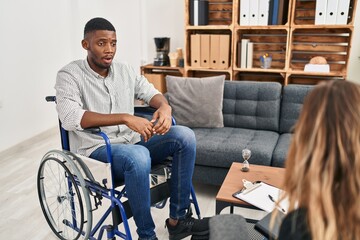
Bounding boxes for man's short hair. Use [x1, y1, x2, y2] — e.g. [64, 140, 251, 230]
[84, 17, 116, 37]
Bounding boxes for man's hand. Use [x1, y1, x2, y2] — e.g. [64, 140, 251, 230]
[125, 115, 154, 142]
[151, 104, 172, 135]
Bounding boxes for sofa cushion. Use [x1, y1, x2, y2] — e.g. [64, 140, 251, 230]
[192, 127, 279, 168]
[279, 84, 314, 133]
[222, 81, 282, 132]
[165, 75, 225, 128]
[272, 133, 292, 167]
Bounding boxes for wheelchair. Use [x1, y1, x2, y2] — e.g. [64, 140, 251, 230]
[37, 96, 201, 240]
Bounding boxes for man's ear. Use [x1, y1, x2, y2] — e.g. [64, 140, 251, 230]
[82, 39, 89, 50]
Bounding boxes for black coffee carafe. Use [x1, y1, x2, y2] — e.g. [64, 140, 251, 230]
[154, 37, 170, 66]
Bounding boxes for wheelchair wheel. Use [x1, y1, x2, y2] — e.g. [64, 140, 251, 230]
[37, 150, 92, 240]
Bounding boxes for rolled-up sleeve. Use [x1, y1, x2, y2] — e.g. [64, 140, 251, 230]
[128, 64, 160, 103]
[55, 69, 85, 131]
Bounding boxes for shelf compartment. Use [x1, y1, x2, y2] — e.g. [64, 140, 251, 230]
[289, 28, 352, 74]
[186, 0, 234, 26]
[291, 0, 357, 25]
[236, 0, 291, 27]
[235, 29, 289, 70]
[287, 74, 345, 85]
[187, 69, 232, 79]
[234, 71, 285, 84]
[208, 0, 234, 25]
[185, 29, 233, 69]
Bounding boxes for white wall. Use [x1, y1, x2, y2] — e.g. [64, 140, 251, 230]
[141, 0, 185, 64]
[1, 0, 359, 152]
[347, 3, 360, 84]
[0, 0, 184, 152]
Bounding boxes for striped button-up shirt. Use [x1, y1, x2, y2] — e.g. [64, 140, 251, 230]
[55, 59, 160, 157]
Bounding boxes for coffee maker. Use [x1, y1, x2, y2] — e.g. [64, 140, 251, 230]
[153, 37, 170, 66]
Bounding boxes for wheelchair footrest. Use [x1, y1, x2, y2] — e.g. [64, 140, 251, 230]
[150, 180, 171, 206]
[112, 200, 133, 226]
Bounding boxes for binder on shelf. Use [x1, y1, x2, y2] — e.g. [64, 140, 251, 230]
[258, 0, 270, 26]
[237, 41, 242, 68]
[190, 34, 201, 67]
[219, 35, 230, 69]
[271, 0, 279, 25]
[277, 0, 285, 25]
[336, 0, 350, 24]
[249, 0, 259, 25]
[315, 0, 328, 25]
[246, 42, 254, 68]
[210, 34, 220, 68]
[326, 0, 338, 24]
[200, 34, 210, 67]
[190, 0, 209, 26]
[240, 0, 250, 26]
[240, 39, 250, 68]
[268, 0, 274, 25]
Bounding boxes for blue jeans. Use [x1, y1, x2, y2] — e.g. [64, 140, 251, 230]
[89, 125, 196, 240]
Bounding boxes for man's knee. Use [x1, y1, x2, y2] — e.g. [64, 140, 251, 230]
[171, 126, 196, 147]
[114, 145, 151, 173]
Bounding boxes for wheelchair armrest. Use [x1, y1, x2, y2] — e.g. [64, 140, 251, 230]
[134, 106, 176, 125]
[45, 96, 56, 102]
[83, 127, 102, 134]
[134, 106, 156, 121]
[134, 105, 157, 114]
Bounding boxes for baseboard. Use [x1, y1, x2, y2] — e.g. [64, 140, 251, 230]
[0, 126, 58, 158]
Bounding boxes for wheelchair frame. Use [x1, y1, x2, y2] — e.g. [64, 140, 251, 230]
[37, 96, 201, 240]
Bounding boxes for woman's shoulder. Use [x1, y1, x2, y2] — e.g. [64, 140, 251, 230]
[278, 208, 312, 240]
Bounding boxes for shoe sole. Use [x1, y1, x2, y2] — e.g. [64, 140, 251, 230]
[191, 233, 210, 240]
[169, 230, 209, 240]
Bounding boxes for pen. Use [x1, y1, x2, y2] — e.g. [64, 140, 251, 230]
[268, 194, 286, 213]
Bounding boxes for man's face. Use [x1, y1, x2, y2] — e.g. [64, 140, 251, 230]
[82, 30, 117, 76]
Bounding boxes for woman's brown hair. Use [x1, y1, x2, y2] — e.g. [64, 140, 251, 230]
[283, 80, 360, 240]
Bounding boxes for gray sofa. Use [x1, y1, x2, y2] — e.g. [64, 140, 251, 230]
[191, 81, 314, 186]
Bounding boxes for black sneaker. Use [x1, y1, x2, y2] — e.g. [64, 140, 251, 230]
[165, 210, 209, 240]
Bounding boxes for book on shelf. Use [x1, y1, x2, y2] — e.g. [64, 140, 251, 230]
[267, 0, 287, 25]
[240, 39, 250, 68]
[189, 0, 209, 26]
[246, 42, 254, 68]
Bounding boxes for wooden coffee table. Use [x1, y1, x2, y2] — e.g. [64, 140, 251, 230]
[216, 162, 285, 214]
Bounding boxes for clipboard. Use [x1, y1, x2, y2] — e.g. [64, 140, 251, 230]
[232, 180, 288, 213]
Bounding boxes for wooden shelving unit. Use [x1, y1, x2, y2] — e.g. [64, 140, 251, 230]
[140, 64, 184, 93]
[184, 0, 357, 85]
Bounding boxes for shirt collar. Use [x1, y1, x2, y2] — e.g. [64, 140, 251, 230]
[83, 58, 113, 79]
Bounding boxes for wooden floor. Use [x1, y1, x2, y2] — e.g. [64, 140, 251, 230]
[0, 127, 265, 240]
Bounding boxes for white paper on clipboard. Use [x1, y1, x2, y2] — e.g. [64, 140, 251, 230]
[233, 182, 289, 213]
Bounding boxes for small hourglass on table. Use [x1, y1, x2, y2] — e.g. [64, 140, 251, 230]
[241, 149, 251, 172]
